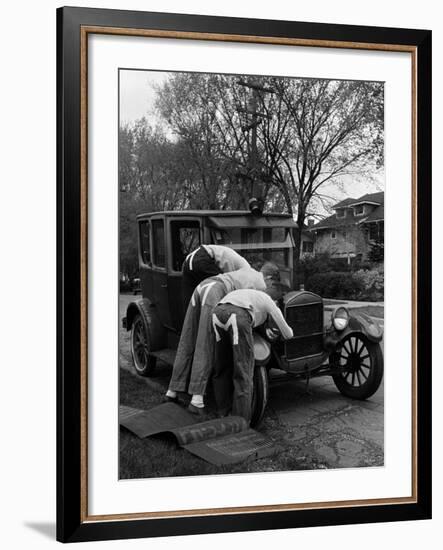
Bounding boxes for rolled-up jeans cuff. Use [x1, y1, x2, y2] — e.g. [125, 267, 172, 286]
[168, 382, 188, 392]
[187, 382, 206, 395]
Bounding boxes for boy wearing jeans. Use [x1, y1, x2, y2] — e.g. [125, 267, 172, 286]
[166, 267, 269, 413]
[212, 289, 293, 422]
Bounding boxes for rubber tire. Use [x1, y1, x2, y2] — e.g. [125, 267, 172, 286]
[331, 333, 383, 400]
[130, 313, 157, 377]
[250, 364, 269, 427]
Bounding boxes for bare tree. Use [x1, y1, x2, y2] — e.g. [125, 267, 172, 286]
[121, 74, 383, 271]
[257, 78, 383, 263]
[155, 73, 243, 209]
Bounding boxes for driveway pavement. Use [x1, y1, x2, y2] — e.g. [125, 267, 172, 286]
[120, 293, 384, 469]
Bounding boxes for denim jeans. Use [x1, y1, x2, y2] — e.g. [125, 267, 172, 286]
[212, 304, 254, 423]
[169, 278, 227, 395]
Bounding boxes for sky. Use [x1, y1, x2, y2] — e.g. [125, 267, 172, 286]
[119, 69, 168, 124]
[119, 69, 384, 210]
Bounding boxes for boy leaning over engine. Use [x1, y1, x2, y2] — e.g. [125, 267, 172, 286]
[212, 288, 293, 423]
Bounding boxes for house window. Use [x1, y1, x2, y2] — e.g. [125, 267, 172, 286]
[139, 221, 151, 265]
[354, 205, 364, 216]
[331, 230, 336, 239]
[302, 241, 313, 253]
[152, 219, 166, 268]
[336, 209, 345, 218]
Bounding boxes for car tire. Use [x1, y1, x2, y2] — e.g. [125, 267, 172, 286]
[331, 333, 383, 400]
[130, 313, 157, 376]
[250, 364, 269, 427]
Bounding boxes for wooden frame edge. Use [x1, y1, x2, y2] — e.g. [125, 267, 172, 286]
[76, 23, 423, 528]
[84, 496, 416, 524]
[81, 25, 417, 53]
[80, 25, 89, 524]
[411, 48, 418, 503]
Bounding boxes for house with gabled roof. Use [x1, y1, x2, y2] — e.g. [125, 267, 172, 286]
[308, 191, 384, 262]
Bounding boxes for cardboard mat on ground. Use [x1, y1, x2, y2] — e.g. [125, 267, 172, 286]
[119, 402, 277, 466]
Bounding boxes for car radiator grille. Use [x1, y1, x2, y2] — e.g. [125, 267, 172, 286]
[284, 303, 324, 360]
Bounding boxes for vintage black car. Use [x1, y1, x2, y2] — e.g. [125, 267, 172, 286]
[122, 210, 383, 426]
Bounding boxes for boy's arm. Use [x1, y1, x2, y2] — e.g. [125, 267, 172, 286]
[236, 253, 250, 269]
[266, 299, 293, 340]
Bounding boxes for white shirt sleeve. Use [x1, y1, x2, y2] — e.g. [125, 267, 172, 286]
[265, 298, 293, 340]
[232, 251, 250, 270]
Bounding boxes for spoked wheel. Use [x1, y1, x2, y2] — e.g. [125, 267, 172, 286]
[331, 333, 383, 400]
[130, 313, 156, 376]
[250, 364, 269, 427]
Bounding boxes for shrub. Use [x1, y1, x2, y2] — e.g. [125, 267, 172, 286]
[298, 252, 377, 279]
[353, 266, 384, 301]
[305, 266, 384, 302]
[306, 271, 364, 300]
[298, 252, 335, 280]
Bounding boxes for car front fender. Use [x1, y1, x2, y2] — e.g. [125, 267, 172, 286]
[324, 312, 383, 350]
[253, 332, 272, 366]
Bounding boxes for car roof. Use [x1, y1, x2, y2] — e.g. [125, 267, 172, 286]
[137, 210, 293, 219]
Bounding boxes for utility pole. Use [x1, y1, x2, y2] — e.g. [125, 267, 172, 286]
[236, 79, 274, 214]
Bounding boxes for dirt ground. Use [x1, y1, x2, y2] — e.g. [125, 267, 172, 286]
[119, 293, 384, 478]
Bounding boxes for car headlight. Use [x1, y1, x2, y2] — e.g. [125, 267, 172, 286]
[332, 306, 350, 331]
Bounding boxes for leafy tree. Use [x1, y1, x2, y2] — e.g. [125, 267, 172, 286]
[119, 121, 191, 273]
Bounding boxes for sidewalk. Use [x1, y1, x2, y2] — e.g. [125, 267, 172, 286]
[324, 298, 384, 309]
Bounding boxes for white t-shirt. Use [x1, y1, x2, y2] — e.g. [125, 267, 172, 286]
[202, 245, 250, 272]
[219, 289, 293, 340]
[217, 267, 266, 293]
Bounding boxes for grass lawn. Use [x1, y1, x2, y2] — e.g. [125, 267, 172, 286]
[119, 293, 383, 480]
[119, 366, 327, 479]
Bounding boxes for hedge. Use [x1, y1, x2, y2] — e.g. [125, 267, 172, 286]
[305, 266, 384, 302]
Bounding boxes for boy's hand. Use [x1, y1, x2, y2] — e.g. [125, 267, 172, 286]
[265, 327, 280, 341]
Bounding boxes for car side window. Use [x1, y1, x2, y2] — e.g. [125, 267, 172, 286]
[152, 219, 166, 268]
[170, 220, 201, 272]
[139, 221, 151, 265]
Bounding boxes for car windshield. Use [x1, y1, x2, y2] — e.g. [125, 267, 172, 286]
[212, 227, 288, 245]
[211, 227, 293, 287]
[238, 248, 290, 270]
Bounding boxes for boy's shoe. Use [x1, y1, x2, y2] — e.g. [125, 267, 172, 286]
[187, 403, 206, 416]
[162, 395, 178, 404]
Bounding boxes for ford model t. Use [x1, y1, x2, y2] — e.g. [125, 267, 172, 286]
[122, 209, 383, 426]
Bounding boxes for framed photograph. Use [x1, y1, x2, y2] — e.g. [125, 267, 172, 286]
[57, 6, 432, 543]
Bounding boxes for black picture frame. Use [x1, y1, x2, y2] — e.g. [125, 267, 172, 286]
[57, 6, 432, 543]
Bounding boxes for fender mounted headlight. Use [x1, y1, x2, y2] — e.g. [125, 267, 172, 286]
[332, 306, 350, 331]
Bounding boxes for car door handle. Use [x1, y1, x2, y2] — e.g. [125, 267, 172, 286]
[161, 284, 168, 288]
